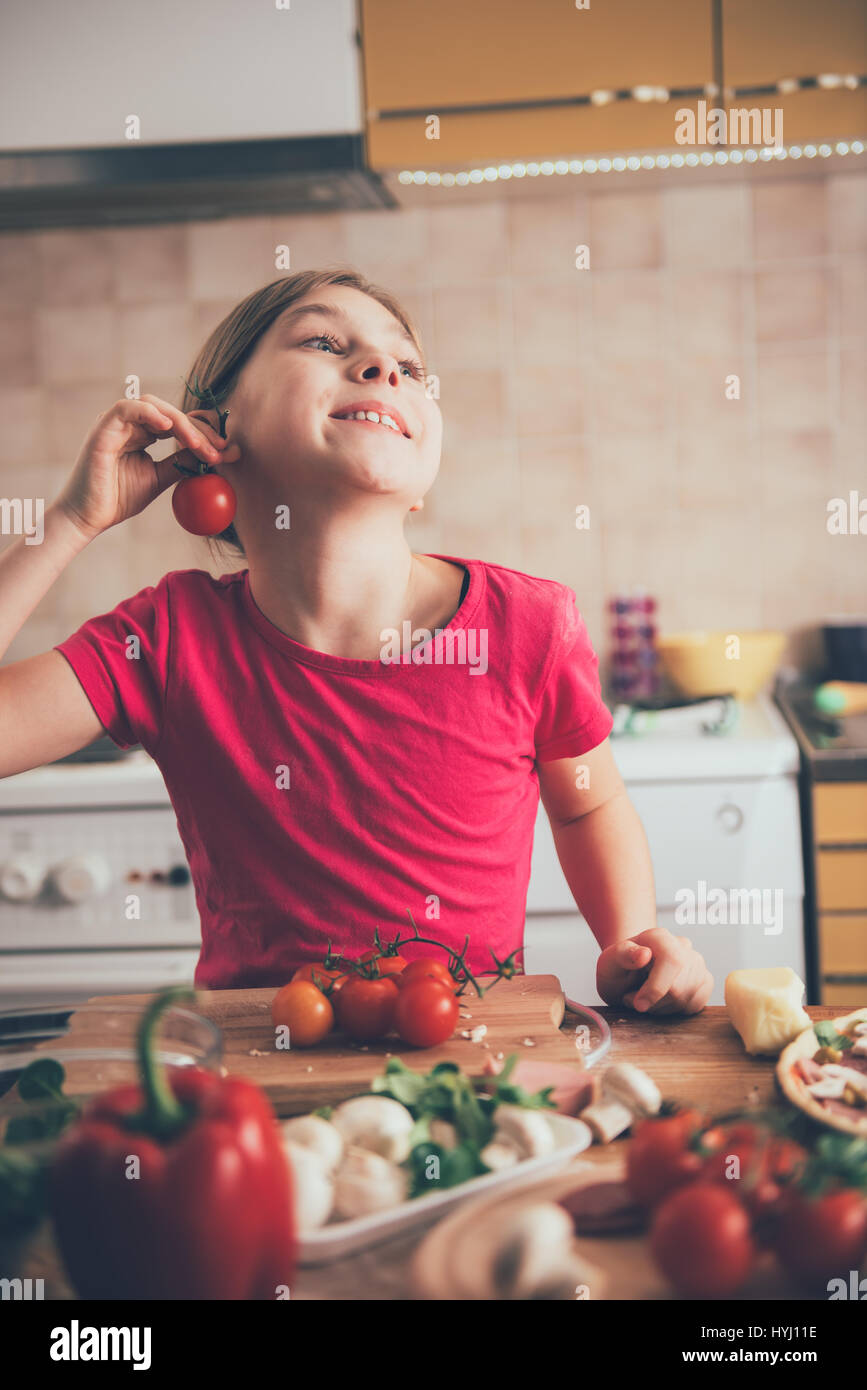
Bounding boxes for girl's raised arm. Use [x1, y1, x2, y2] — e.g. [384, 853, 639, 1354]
[0, 396, 227, 778]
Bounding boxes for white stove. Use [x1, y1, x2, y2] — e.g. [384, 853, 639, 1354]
[0, 754, 200, 1007]
[0, 695, 806, 1010]
[523, 694, 807, 1005]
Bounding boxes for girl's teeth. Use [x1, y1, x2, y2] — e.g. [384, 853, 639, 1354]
[345, 410, 400, 433]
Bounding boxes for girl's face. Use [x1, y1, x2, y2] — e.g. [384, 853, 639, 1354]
[214, 284, 442, 514]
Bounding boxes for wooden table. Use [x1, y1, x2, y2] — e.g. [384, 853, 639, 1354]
[15, 1000, 845, 1301]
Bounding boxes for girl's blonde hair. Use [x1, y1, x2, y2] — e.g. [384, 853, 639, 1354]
[179, 267, 424, 560]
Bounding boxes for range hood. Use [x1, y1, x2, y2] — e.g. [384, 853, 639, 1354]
[0, 0, 392, 229]
[0, 136, 396, 231]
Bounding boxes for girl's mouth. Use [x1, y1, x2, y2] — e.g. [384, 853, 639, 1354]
[330, 404, 410, 438]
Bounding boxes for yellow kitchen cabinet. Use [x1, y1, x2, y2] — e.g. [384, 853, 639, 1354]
[722, 0, 866, 88]
[361, 0, 714, 168]
[812, 781, 867, 1002]
[814, 783, 867, 844]
[821, 982, 867, 1008]
[818, 914, 867, 975]
[815, 850, 867, 911]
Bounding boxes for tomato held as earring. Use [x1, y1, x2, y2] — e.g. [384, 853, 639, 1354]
[172, 468, 237, 536]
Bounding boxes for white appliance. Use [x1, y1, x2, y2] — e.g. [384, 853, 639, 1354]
[0, 696, 805, 1009]
[0, 756, 200, 1008]
[523, 695, 806, 1005]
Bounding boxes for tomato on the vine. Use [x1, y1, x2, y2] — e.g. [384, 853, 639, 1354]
[292, 962, 347, 993]
[270, 980, 334, 1047]
[625, 1108, 706, 1208]
[394, 979, 459, 1048]
[399, 958, 458, 994]
[650, 1183, 756, 1298]
[771, 1186, 867, 1286]
[335, 976, 399, 1041]
[172, 472, 236, 536]
[360, 950, 407, 980]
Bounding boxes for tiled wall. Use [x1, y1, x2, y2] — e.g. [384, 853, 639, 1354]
[0, 171, 864, 673]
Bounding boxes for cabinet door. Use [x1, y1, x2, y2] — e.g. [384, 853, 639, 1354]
[816, 850, 867, 911]
[814, 783, 867, 845]
[819, 914, 867, 974]
[362, 0, 714, 167]
[723, 0, 867, 144]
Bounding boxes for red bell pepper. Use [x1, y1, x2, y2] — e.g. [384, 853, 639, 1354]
[49, 988, 295, 1300]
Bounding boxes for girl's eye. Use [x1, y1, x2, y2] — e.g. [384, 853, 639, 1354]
[304, 333, 425, 380]
[305, 332, 341, 353]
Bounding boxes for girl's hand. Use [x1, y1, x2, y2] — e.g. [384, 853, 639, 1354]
[54, 394, 239, 540]
[596, 927, 714, 1016]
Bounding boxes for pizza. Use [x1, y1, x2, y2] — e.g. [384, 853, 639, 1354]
[777, 1007, 867, 1136]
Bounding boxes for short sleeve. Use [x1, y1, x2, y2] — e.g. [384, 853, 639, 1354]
[534, 588, 613, 762]
[53, 578, 171, 753]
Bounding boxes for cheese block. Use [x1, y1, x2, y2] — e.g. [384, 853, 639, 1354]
[725, 967, 812, 1056]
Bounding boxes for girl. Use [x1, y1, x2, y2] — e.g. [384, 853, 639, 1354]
[0, 267, 712, 1013]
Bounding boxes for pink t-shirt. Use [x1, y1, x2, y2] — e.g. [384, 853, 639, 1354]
[54, 554, 613, 989]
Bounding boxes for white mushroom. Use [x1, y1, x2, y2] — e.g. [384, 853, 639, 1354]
[581, 1099, 634, 1143]
[479, 1140, 521, 1171]
[491, 1105, 556, 1160]
[333, 1145, 409, 1220]
[488, 1203, 586, 1299]
[280, 1115, 344, 1173]
[330, 1096, 415, 1164]
[282, 1139, 334, 1232]
[601, 1062, 662, 1116]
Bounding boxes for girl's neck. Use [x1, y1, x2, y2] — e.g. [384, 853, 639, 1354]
[241, 513, 433, 660]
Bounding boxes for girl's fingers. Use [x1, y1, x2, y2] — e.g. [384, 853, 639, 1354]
[139, 395, 222, 463]
[631, 954, 682, 1011]
[616, 941, 652, 970]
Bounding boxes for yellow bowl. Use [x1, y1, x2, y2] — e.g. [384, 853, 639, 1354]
[656, 630, 787, 699]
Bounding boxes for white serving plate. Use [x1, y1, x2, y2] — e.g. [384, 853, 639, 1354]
[296, 1112, 593, 1266]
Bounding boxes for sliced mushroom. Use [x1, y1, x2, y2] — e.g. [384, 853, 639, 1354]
[331, 1095, 415, 1163]
[282, 1139, 334, 1232]
[280, 1115, 344, 1173]
[333, 1145, 409, 1220]
[601, 1062, 662, 1117]
[489, 1203, 588, 1300]
[479, 1139, 522, 1171]
[581, 1098, 634, 1143]
[491, 1105, 556, 1159]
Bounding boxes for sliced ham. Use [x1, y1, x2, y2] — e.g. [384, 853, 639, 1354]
[795, 1056, 825, 1084]
[478, 1056, 598, 1116]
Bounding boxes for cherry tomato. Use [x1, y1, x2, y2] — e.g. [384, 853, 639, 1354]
[650, 1183, 756, 1298]
[394, 979, 460, 1048]
[335, 976, 400, 1041]
[772, 1186, 867, 1287]
[701, 1122, 764, 1188]
[399, 958, 458, 993]
[270, 980, 334, 1047]
[172, 472, 236, 536]
[625, 1108, 706, 1208]
[292, 962, 347, 992]
[360, 950, 407, 980]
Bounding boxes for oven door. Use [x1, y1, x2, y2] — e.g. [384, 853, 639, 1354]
[0, 949, 199, 1008]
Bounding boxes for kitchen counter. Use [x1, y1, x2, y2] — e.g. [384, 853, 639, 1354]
[17, 1000, 849, 1301]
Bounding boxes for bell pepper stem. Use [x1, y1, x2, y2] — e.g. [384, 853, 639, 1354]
[136, 987, 196, 1139]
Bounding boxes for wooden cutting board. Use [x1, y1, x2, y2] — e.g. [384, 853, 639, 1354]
[88, 974, 587, 1115]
